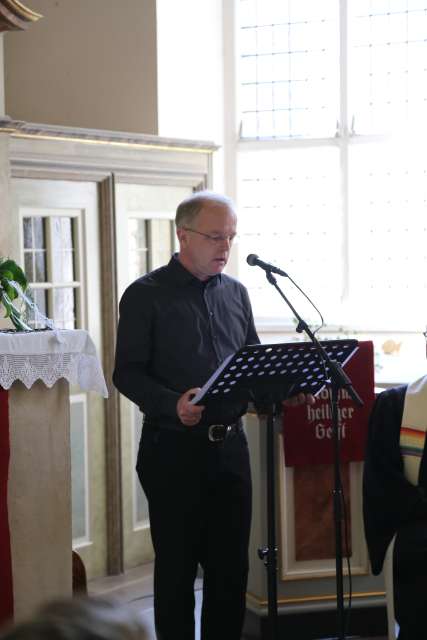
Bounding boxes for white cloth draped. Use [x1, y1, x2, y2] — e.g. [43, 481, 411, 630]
[0, 329, 108, 397]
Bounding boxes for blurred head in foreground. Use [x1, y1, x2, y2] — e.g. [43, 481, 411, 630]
[0, 597, 149, 640]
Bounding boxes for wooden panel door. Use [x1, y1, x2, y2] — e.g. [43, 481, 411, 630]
[115, 182, 190, 568]
[12, 177, 107, 579]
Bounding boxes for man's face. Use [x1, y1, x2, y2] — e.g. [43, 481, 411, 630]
[177, 203, 237, 281]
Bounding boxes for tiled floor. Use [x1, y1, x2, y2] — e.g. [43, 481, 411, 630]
[88, 563, 389, 640]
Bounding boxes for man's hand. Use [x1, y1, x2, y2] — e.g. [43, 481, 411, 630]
[177, 388, 205, 426]
[283, 392, 316, 408]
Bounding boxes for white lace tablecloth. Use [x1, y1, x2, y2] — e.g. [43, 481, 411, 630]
[0, 329, 108, 397]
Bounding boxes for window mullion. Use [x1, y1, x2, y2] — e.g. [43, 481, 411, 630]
[340, 0, 350, 306]
[339, 0, 349, 137]
[74, 216, 84, 329]
[45, 216, 54, 324]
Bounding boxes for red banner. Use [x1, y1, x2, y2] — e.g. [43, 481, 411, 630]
[282, 341, 375, 466]
[0, 388, 13, 624]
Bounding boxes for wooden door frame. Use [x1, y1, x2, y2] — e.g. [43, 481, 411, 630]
[6, 121, 215, 575]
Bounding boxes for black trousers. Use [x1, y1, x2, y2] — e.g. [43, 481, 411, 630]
[393, 522, 427, 640]
[136, 424, 252, 640]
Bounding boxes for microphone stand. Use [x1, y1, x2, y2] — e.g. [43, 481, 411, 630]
[258, 398, 280, 640]
[260, 269, 363, 640]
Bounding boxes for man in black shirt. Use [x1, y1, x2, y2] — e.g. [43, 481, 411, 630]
[114, 192, 307, 640]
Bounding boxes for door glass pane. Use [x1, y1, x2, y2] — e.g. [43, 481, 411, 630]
[34, 288, 47, 316]
[34, 251, 47, 282]
[26, 288, 48, 328]
[149, 220, 173, 270]
[23, 217, 47, 285]
[24, 252, 34, 282]
[51, 217, 75, 282]
[33, 217, 46, 250]
[23, 217, 33, 249]
[53, 287, 76, 329]
[128, 218, 149, 280]
[52, 250, 74, 282]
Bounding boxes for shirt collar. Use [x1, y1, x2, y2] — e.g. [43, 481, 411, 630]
[167, 254, 222, 288]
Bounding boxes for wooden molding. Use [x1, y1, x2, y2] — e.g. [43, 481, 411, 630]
[6, 119, 215, 188]
[99, 175, 123, 575]
[0, 1, 42, 32]
[246, 589, 386, 608]
[0, 117, 218, 153]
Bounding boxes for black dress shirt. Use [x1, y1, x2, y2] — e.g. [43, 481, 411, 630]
[113, 255, 260, 425]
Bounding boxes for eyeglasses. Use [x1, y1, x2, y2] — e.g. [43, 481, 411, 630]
[183, 227, 237, 244]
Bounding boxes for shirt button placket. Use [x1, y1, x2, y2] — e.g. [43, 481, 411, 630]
[204, 289, 220, 364]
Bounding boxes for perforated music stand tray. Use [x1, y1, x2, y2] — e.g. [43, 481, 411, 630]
[191, 339, 359, 406]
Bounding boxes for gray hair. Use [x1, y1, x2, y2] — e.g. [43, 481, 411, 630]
[175, 190, 235, 228]
[0, 597, 149, 640]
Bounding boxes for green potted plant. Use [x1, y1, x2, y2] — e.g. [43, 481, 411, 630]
[0, 257, 31, 331]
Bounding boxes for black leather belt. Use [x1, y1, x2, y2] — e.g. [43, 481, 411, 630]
[145, 420, 241, 442]
[206, 423, 238, 442]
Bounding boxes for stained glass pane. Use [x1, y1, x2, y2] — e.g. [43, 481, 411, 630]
[348, 141, 427, 328]
[238, 0, 339, 138]
[349, 1, 427, 134]
[238, 146, 342, 322]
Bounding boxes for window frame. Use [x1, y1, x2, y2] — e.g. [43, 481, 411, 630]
[19, 207, 85, 330]
[226, 0, 426, 335]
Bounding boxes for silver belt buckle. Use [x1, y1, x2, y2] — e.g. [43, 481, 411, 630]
[208, 424, 231, 442]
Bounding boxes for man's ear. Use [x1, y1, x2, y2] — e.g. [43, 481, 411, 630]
[177, 227, 187, 247]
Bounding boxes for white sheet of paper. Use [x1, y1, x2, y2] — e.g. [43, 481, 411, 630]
[190, 353, 234, 405]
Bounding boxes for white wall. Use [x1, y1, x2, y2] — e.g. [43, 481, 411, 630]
[4, 0, 158, 134]
[156, 0, 225, 191]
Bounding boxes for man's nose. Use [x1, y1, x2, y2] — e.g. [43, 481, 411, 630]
[219, 236, 233, 248]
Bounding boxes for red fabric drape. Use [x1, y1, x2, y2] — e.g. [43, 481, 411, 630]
[282, 340, 375, 466]
[0, 388, 13, 624]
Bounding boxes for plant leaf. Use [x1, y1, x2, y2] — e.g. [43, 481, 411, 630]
[0, 260, 28, 290]
[1, 290, 31, 331]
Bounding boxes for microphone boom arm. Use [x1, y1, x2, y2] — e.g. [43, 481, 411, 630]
[264, 269, 362, 406]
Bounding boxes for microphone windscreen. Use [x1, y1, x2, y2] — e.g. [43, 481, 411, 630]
[246, 254, 258, 266]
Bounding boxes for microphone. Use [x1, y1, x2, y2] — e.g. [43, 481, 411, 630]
[246, 254, 288, 278]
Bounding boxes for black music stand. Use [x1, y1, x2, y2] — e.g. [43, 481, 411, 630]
[192, 339, 359, 640]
